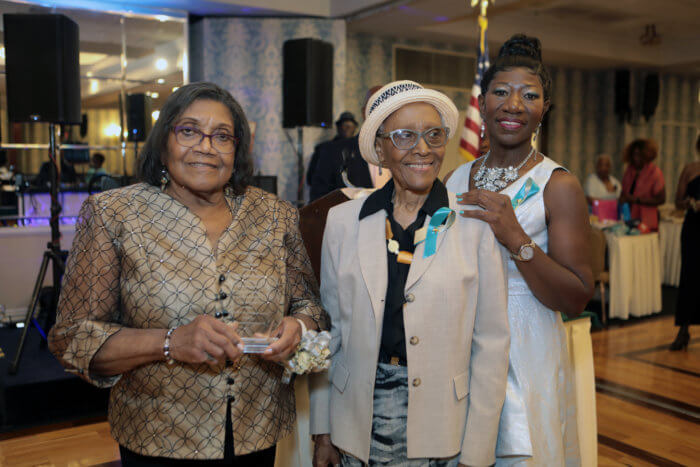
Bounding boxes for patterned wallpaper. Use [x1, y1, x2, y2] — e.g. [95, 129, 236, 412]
[345, 32, 699, 198]
[345, 33, 473, 122]
[189, 20, 699, 202]
[546, 68, 699, 199]
[189, 17, 346, 202]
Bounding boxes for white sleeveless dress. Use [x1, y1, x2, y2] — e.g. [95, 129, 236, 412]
[446, 156, 580, 466]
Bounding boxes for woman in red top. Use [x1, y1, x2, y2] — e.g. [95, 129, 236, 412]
[620, 139, 666, 231]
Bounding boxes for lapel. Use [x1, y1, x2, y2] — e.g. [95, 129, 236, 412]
[357, 209, 389, 338]
[404, 211, 450, 291]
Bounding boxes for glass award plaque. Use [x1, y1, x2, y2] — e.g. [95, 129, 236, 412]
[238, 318, 281, 354]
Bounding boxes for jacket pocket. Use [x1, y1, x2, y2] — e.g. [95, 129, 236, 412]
[331, 361, 349, 393]
[453, 370, 469, 401]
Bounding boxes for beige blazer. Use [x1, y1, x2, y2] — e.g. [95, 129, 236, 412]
[309, 192, 510, 465]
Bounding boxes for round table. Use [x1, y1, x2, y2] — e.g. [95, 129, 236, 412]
[604, 232, 663, 320]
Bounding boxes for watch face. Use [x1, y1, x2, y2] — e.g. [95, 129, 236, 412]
[521, 245, 535, 261]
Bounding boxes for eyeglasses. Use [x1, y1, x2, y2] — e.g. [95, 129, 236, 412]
[172, 126, 238, 154]
[377, 126, 449, 151]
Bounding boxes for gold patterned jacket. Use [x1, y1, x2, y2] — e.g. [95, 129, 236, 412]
[48, 183, 328, 459]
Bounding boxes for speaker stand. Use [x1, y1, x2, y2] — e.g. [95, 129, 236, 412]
[9, 123, 65, 375]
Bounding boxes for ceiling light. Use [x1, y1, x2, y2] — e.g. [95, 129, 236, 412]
[157, 78, 165, 84]
[172, 86, 179, 92]
[152, 110, 160, 121]
[86, 71, 93, 77]
[150, 92, 159, 99]
[90, 80, 99, 93]
[0, 47, 5, 60]
[155, 58, 168, 71]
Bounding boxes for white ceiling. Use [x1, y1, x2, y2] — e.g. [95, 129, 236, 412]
[43, 0, 699, 74]
[346, 0, 700, 73]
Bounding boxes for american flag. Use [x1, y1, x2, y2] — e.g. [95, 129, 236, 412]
[459, 16, 490, 161]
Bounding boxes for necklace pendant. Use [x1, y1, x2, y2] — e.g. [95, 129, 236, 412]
[387, 239, 399, 254]
[504, 167, 518, 181]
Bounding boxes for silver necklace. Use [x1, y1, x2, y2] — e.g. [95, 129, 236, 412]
[473, 147, 536, 191]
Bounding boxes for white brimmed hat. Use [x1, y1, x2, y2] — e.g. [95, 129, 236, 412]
[358, 80, 459, 166]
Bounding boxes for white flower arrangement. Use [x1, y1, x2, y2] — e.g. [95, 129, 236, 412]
[281, 330, 332, 384]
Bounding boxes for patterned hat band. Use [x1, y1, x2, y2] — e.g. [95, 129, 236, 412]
[368, 82, 423, 115]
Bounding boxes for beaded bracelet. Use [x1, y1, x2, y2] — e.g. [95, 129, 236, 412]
[163, 327, 177, 365]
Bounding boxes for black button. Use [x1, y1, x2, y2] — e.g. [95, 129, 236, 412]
[227, 395, 235, 403]
[222, 311, 229, 317]
[227, 377, 235, 385]
[215, 311, 223, 318]
[225, 359, 233, 367]
[219, 274, 226, 283]
[219, 292, 228, 300]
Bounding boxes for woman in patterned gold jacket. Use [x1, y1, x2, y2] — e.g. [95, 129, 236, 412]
[48, 82, 328, 466]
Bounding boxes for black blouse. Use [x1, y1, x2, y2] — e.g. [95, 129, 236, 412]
[359, 179, 449, 364]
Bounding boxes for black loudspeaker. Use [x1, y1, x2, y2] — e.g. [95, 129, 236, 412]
[642, 73, 660, 121]
[283, 38, 333, 128]
[614, 70, 631, 123]
[4, 14, 81, 124]
[127, 94, 153, 142]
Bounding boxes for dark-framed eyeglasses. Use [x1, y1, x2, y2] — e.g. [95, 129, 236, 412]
[172, 125, 238, 154]
[377, 126, 449, 151]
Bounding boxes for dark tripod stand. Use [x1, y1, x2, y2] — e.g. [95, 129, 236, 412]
[9, 123, 65, 374]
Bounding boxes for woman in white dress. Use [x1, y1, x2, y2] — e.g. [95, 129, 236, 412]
[445, 34, 593, 466]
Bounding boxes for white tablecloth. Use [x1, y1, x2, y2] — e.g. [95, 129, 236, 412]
[0, 224, 76, 321]
[605, 232, 662, 319]
[658, 219, 683, 287]
[276, 318, 598, 467]
[564, 316, 597, 467]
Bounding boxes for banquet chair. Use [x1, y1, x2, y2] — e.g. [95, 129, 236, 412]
[298, 189, 351, 282]
[590, 228, 609, 325]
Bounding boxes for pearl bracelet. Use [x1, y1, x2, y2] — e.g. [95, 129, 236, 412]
[163, 327, 177, 365]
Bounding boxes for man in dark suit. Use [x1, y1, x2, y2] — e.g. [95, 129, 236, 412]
[308, 87, 384, 201]
[308, 135, 373, 201]
[306, 111, 358, 194]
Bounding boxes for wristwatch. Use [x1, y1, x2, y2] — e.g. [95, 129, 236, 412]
[511, 240, 536, 262]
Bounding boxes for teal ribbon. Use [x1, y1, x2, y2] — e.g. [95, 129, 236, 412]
[421, 207, 456, 258]
[511, 177, 540, 209]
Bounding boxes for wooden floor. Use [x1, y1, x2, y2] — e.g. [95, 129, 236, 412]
[0, 315, 697, 466]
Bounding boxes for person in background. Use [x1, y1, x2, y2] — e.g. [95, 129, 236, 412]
[335, 111, 359, 140]
[311, 80, 509, 467]
[669, 134, 700, 350]
[37, 156, 77, 186]
[85, 152, 107, 184]
[446, 33, 593, 465]
[306, 111, 358, 189]
[49, 82, 328, 466]
[584, 153, 621, 204]
[620, 138, 665, 230]
[309, 89, 392, 201]
[0, 150, 13, 182]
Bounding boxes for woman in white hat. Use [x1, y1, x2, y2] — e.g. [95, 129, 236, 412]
[309, 81, 510, 466]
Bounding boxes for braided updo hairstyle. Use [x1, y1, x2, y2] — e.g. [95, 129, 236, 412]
[481, 34, 552, 102]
